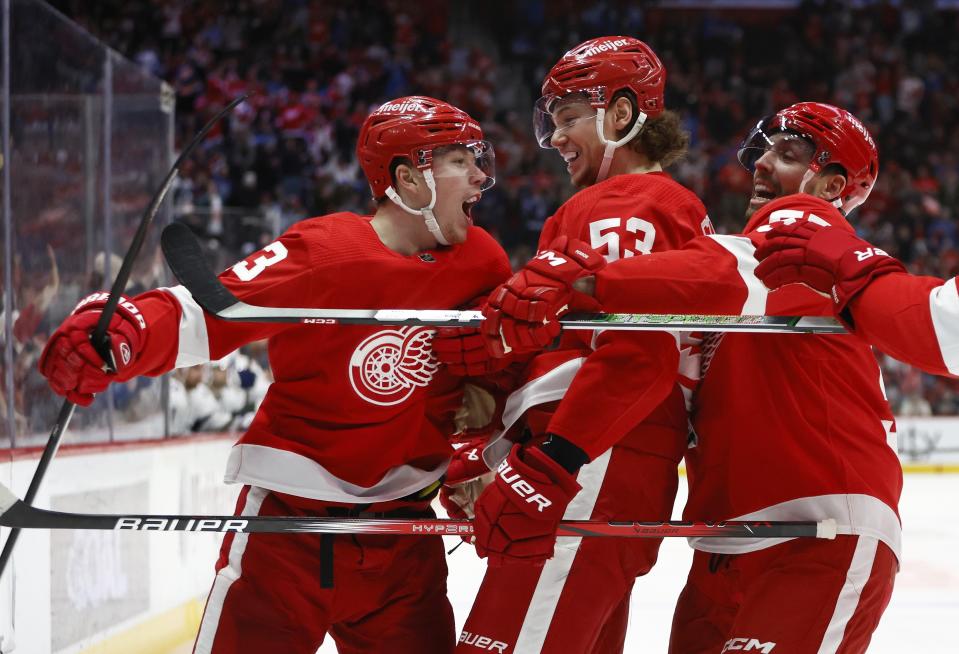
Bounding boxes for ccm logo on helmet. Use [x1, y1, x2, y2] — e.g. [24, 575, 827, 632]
[580, 38, 632, 57]
[497, 460, 552, 512]
[376, 100, 427, 114]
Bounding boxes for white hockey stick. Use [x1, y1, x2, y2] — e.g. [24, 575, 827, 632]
[159, 222, 846, 334]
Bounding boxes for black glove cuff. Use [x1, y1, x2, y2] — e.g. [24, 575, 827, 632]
[539, 433, 590, 474]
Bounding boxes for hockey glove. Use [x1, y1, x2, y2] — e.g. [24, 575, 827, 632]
[481, 236, 605, 358]
[754, 221, 906, 312]
[473, 443, 582, 566]
[433, 326, 514, 376]
[440, 436, 495, 536]
[38, 293, 147, 406]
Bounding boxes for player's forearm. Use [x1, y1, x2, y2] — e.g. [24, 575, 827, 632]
[846, 272, 959, 378]
[124, 286, 281, 379]
[591, 248, 749, 315]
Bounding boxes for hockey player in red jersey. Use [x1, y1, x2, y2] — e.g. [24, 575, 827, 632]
[448, 37, 713, 654]
[483, 102, 901, 653]
[38, 96, 512, 654]
[753, 214, 959, 378]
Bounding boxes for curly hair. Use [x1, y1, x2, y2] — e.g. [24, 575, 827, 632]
[626, 109, 689, 168]
[610, 89, 689, 167]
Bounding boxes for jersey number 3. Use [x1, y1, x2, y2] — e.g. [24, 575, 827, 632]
[232, 242, 289, 281]
[589, 217, 656, 261]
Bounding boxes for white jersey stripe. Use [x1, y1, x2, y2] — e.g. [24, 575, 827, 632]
[512, 448, 613, 654]
[162, 285, 212, 368]
[482, 357, 586, 469]
[816, 536, 879, 654]
[708, 235, 768, 314]
[687, 493, 901, 562]
[194, 486, 269, 654]
[225, 444, 448, 502]
[928, 277, 959, 375]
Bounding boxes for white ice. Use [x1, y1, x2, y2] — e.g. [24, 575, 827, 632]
[318, 473, 959, 652]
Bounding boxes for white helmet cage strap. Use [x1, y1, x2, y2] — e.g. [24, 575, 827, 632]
[384, 141, 496, 247]
[594, 107, 647, 183]
[385, 169, 449, 246]
[534, 91, 647, 182]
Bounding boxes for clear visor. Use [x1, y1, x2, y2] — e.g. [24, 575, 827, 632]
[737, 121, 816, 172]
[430, 140, 496, 191]
[533, 92, 598, 148]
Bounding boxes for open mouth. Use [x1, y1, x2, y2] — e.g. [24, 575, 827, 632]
[750, 180, 778, 206]
[561, 150, 580, 171]
[462, 193, 481, 222]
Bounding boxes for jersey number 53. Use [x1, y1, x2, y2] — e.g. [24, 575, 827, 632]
[589, 217, 656, 261]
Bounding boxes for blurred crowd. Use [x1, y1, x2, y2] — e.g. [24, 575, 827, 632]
[31, 0, 959, 421]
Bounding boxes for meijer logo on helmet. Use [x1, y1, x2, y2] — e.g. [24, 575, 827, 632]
[376, 100, 427, 114]
[580, 38, 631, 57]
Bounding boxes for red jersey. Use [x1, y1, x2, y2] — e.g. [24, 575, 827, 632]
[485, 173, 711, 465]
[846, 272, 959, 378]
[124, 213, 512, 502]
[594, 195, 903, 559]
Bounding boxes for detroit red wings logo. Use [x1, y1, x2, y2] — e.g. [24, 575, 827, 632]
[349, 327, 439, 406]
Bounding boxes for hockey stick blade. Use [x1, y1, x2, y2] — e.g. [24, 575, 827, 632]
[161, 221, 846, 334]
[0, 483, 837, 539]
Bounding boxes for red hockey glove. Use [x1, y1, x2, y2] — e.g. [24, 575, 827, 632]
[439, 437, 495, 532]
[754, 222, 906, 312]
[38, 293, 147, 406]
[433, 326, 513, 376]
[473, 444, 582, 566]
[481, 237, 605, 358]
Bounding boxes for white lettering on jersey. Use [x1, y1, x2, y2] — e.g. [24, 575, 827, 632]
[701, 214, 716, 235]
[755, 208, 831, 233]
[232, 241, 289, 281]
[348, 327, 439, 406]
[589, 217, 656, 261]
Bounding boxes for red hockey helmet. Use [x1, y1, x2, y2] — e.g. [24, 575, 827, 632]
[357, 96, 492, 198]
[738, 102, 879, 213]
[535, 36, 665, 148]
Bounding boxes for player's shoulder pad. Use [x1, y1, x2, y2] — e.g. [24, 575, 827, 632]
[745, 194, 851, 235]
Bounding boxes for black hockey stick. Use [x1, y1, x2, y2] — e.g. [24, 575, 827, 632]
[160, 222, 847, 334]
[0, 95, 249, 579]
[0, 482, 837, 539]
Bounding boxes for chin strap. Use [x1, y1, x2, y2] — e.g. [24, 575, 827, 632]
[385, 168, 449, 246]
[594, 108, 647, 183]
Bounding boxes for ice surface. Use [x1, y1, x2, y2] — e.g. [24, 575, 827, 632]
[318, 473, 959, 652]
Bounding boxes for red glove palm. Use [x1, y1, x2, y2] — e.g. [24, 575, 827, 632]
[433, 327, 513, 376]
[754, 222, 906, 312]
[481, 237, 605, 357]
[473, 444, 581, 566]
[38, 293, 147, 406]
[439, 437, 494, 527]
